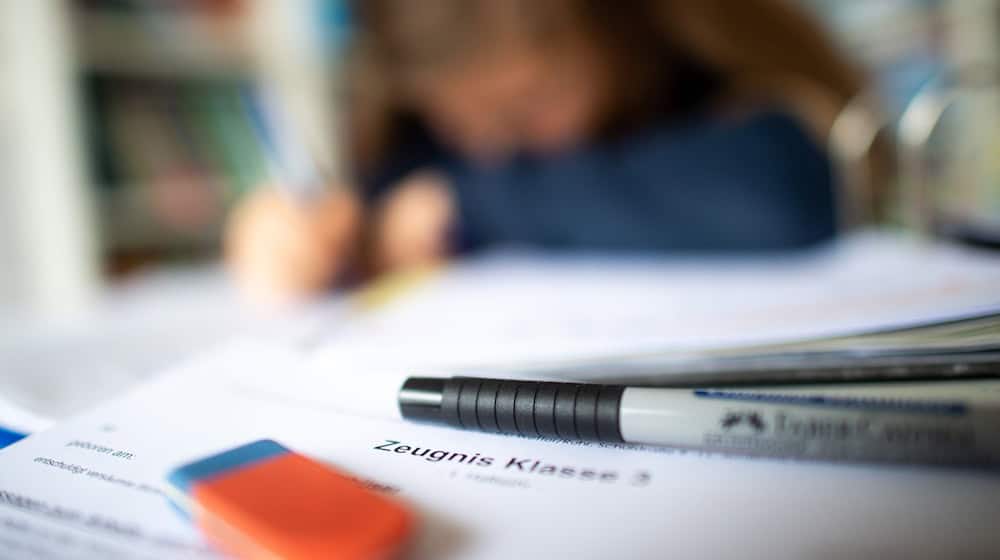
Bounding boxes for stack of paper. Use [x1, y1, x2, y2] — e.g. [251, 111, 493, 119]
[308, 232, 1000, 386]
[4, 232, 999, 430]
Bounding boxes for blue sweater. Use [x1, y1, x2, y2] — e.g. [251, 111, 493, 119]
[368, 110, 836, 254]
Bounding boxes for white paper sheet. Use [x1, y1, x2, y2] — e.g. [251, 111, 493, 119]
[310, 233, 1000, 380]
[1, 341, 998, 560]
[0, 265, 349, 431]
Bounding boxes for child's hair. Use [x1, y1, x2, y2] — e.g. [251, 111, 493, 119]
[347, 0, 865, 173]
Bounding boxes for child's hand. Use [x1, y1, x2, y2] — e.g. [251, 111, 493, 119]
[371, 170, 455, 273]
[224, 187, 360, 304]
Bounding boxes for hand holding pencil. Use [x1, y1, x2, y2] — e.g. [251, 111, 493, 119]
[225, 186, 360, 304]
[224, 87, 455, 304]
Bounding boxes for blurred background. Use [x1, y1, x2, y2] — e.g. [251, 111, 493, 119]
[0, 0, 350, 319]
[0, 0, 998, 319]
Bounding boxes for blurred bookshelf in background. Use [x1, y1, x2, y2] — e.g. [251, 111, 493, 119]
[71, 0, 345, 276]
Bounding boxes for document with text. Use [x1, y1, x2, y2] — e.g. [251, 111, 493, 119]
[1, 342, 999, 559]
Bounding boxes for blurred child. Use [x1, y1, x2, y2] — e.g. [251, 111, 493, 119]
[226, 0, 868, 301]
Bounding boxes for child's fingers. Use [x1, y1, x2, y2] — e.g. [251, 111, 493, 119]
[224, 187, 360, 304]
[372, 170, 454, 273]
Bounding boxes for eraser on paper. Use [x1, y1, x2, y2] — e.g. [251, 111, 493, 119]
[167, 439, 414, 560]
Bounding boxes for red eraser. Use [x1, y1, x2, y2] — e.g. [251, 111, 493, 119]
[167, 440, 414, 559]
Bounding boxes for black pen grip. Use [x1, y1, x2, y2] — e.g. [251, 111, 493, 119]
[400, 377, 626, 443]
